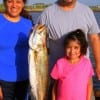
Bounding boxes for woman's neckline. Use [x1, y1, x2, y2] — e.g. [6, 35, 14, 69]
[2, 13, 21, 23]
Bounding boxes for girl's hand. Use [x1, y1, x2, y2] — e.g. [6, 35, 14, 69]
[0, 86, 3, 100]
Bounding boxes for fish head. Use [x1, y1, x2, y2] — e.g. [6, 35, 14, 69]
[29, 24, 47, 52]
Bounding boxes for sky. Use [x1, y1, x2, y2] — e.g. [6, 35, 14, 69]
[0, 0, 100, 6]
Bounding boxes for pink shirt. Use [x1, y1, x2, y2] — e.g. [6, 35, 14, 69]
[50, 56, 94, 100]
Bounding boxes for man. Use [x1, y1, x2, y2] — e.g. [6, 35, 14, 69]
[38, 0, 100, 79]
[38, 0, 100, 99]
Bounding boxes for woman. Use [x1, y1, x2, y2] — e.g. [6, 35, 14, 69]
[0, 0, 32, 100]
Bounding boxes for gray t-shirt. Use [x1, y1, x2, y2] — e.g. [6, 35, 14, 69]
[38, 2, 100, 71]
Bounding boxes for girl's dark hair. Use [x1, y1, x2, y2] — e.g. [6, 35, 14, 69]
[64, 29, 88, 55]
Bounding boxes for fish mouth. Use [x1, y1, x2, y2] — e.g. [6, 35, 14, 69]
[36, 24, 47, 34]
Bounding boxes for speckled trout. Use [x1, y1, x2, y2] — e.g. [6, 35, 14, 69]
[28, 24, 49, 100]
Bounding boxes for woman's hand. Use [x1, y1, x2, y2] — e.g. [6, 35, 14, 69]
[0, 86, 3, 100]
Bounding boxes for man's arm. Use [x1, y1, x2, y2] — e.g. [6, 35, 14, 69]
[88, 33, 100, 79]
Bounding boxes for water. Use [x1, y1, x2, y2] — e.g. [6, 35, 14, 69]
[30, 11, 100, 89]
[94, 12, 100, 27]
[29, 12, 41, 25]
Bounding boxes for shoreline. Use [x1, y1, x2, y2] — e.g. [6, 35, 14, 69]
[0, 8, 100, 13]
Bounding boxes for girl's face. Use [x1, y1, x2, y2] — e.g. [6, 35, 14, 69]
[4, 0, 24, 18]
[65, 40, 81, 62]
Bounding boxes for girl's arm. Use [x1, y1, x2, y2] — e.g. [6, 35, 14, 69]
[52, 81, 58, 100]
[87, 78, 93, 100]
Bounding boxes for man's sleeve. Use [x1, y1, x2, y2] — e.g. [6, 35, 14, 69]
[88, 8, 100, 34]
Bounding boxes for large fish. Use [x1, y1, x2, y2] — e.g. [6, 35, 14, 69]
[28, 24, 49, 100]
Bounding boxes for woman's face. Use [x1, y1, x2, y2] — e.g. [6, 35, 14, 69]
[4, 0, 24, 18]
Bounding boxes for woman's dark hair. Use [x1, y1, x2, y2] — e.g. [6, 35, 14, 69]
[64, 29, 88, 55]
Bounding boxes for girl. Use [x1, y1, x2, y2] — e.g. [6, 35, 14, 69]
[51, 29, 94, 100]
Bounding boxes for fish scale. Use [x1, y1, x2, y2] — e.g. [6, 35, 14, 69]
[28, 24, 49, 100]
